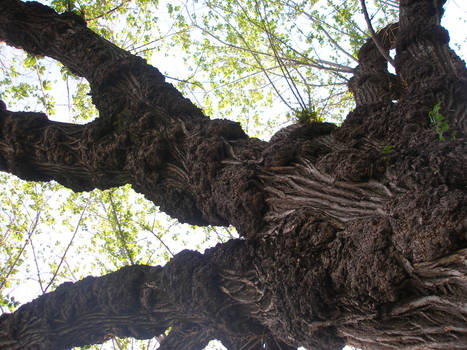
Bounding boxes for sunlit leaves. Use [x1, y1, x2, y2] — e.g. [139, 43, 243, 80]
[157, 0, 400, 129]
[0, 174, 64, 307]
[0, 47, 56, 114]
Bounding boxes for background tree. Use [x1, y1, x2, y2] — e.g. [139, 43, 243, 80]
[0, 0, 466, 350]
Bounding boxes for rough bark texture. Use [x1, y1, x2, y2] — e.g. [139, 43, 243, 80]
[0, 0, 466, 349]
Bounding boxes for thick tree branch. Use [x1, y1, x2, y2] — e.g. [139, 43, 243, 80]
[348, 23, 401, 106]
[396, 0, 467, 130]
[0, 109, 130, 190]
[0, 240, 289, 350]
[0, 0, 193, 114]
[0, 264, 169, 350]
[0, 0, 268, 234]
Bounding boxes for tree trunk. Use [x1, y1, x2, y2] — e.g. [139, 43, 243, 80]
[0, 0, 466, 349]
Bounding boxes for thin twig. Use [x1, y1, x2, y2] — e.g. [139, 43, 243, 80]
[143, 219, 175, 257]
[87, 0, 132, 22]
[29, 239, 44, 293]
[34, 60, 51, 114]
[0, 208, 42, 292]
[190, 24, 293, 109]
[0, 55, 13, 79]
[44, 197, 89, 292]
[256, 0, 306, 109]
[192, 19, 354, 73]
[211, 226, 226, 243]
[108, 191, 135, 265]
[132, 27, 193, 54]
[380, 0, 399, 8]
[296, 7, 359, 63]
[111, 337, 124, 350]
[62, 257, 78, 282]
[65, 74, 72, 121]
[360, 0, 395, 68]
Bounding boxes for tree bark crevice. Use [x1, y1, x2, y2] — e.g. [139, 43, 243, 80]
[0, 0, 466, 349]
[0, 240, 291, 350]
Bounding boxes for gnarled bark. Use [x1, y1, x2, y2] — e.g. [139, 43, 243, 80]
[0, 240, 293, 350]
[0, 0, 270, 235]
[0, 0, 466, 349]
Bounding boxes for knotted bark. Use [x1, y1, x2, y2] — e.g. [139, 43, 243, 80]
[0, 0, 466, 349]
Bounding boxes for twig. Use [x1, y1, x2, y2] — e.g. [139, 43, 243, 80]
[34, 60, 51, 114]
[108, 191, 135, 265]
[44, 197, 89, 292]
[360, 0, 395, 68]
[0, 208, 42, 292]
[256, 0, 306, 109]
[192, 19, 354, 72]
[65, 74, 72, 121]
[30, 239, 44, 293]
[143, 219, 175, 258]
[87, 0, 132, 22]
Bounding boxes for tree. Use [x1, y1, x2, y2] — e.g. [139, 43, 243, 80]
[0, 0, 466, 349]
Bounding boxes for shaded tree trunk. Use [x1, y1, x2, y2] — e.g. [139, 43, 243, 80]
[0, 0, 466, 349]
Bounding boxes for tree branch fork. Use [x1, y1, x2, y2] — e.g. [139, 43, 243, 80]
[0, 0, 466, 349]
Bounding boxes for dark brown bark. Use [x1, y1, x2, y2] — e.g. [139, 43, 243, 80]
[0, 0, 466, 349]
[0, 240, 292, 350]
[0, 0, 268, 234]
